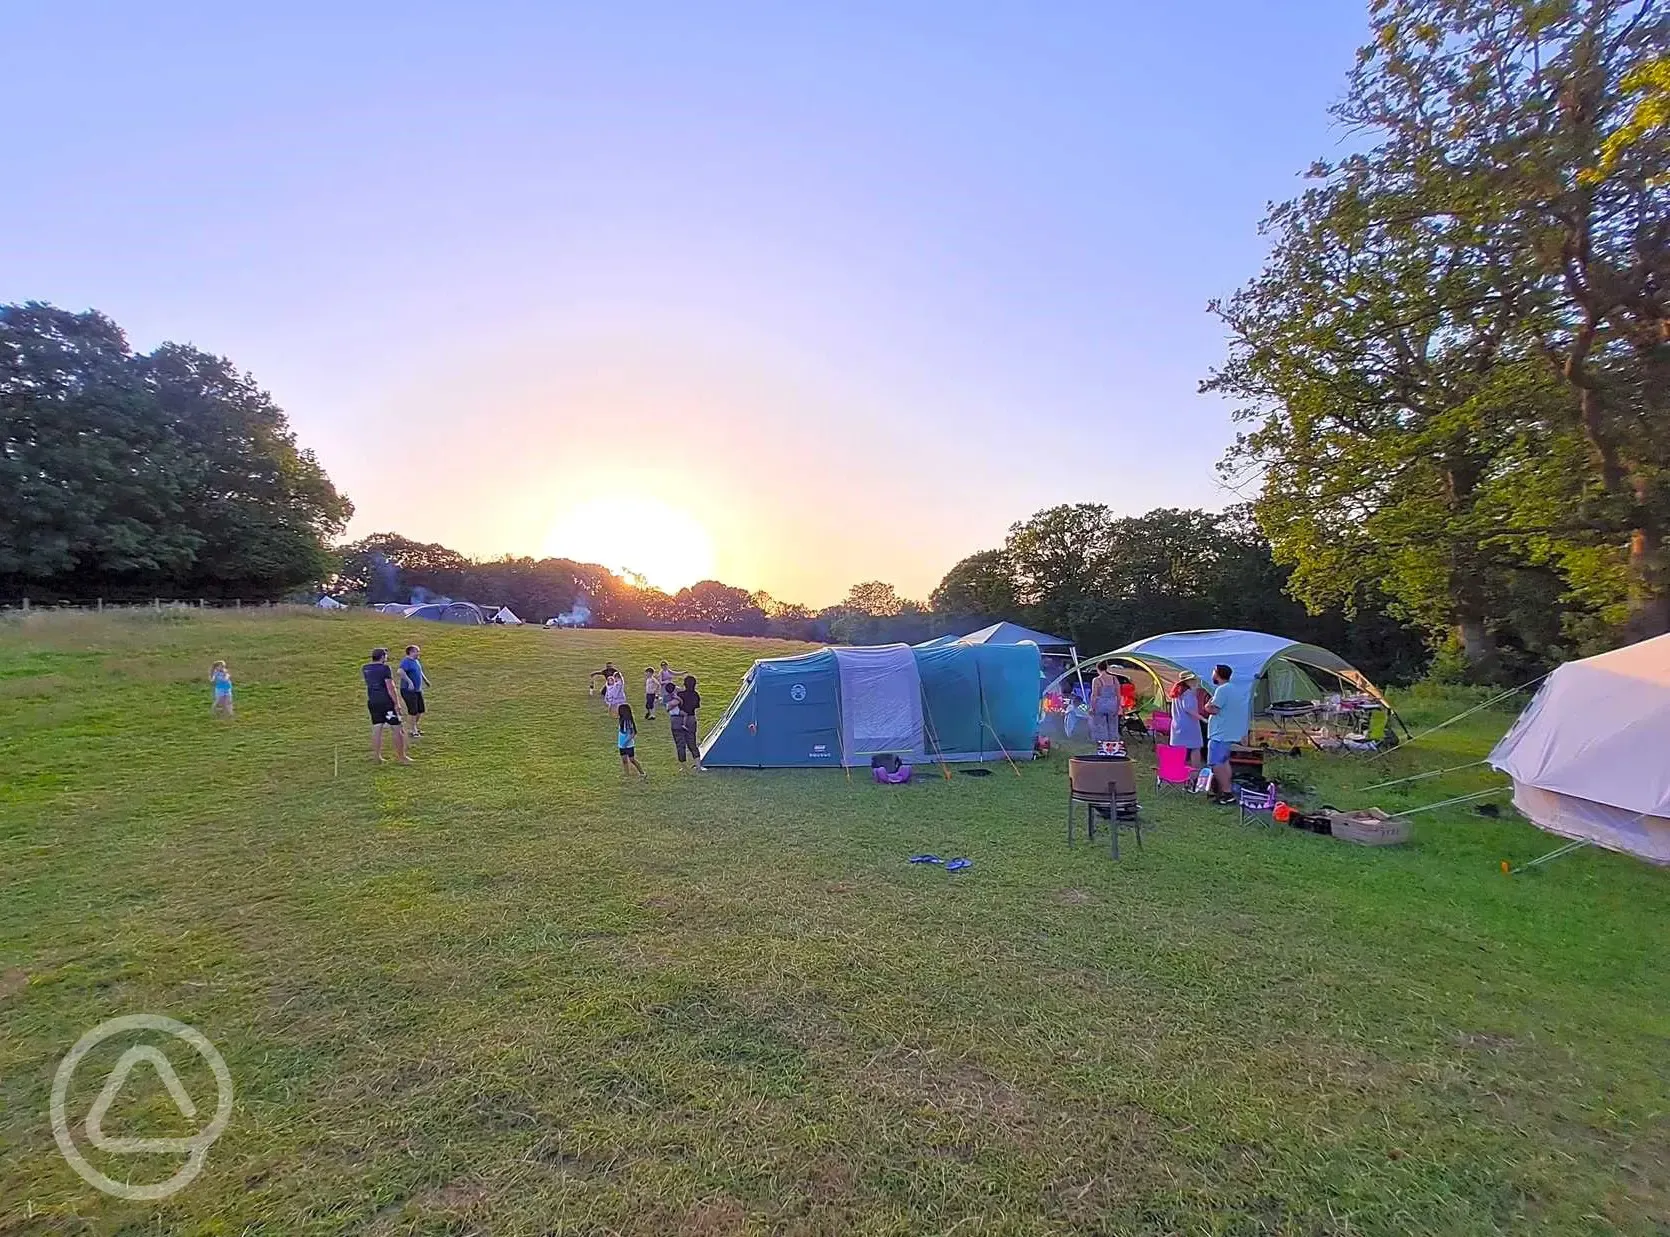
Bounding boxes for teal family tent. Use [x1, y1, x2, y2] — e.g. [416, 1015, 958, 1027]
[699, 642, 1041, 768]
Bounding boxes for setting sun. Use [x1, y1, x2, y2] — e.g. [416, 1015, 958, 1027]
[543, 497, 717, 593]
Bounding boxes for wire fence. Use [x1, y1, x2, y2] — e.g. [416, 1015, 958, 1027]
[0, 598, 315, 618]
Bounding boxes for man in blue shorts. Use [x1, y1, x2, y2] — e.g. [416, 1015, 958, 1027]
[1201, 662, 1250, 804]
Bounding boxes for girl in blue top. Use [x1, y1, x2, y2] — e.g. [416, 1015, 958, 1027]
[210, 661, 234, 717]
[617, 703, 647, 778]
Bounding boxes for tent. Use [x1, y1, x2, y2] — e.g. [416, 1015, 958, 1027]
[1489, 633, 1670, 865]
[490, 606, 524, 625]
[918, 621, 1083, 694]
[700, 642, 1040, 768]
[405, 601, 485, 625]
[957, 621, 1075, 653]
[316, 596, 347, 610]
[1047, 628, 1395, 719]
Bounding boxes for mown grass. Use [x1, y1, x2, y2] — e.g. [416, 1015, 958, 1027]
[1, 611, 1667, 1236]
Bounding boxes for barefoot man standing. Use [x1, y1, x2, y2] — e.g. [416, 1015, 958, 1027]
[363, 647, 412, 765]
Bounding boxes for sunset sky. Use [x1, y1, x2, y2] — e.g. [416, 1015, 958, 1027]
[3, 2, 1366, 605]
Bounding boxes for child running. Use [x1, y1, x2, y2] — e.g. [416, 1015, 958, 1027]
[617, 703, 647, 778]
[210, 661, 234, 717]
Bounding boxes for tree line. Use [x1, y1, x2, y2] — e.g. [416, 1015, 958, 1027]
[332, 507, 1433, 685]
[1206, 0, 1669, 680]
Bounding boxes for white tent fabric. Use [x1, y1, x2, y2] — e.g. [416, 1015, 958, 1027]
[492, 607, 524, 625]
[1489, 632, 1670, 864]
[316, 596, 346, 609]
[832, 644, 923, 765]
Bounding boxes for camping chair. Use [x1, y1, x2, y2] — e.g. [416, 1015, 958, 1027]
[1154, 743, 1194, 793]
[1343, 709, 1391, 751]
[1236, 783, 1279, 827]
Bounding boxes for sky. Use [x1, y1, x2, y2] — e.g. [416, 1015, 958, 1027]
[1, 2, 1369, 606]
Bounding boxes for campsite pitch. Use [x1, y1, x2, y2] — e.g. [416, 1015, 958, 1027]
[2, 610, 1668, 1235]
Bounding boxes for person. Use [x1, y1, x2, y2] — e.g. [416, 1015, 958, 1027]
[1088, 661, 1123, 744]
[673, 674, 703, 770]
[209, 661, 234, 718]
[362, 647, 411, 765]
[617, 702, 647, 778]
[1168, 673, 1207, 766]
[643, 667, 660, 720]
[398, 644, 427, 739]
[588, 662, 618, 697]
[603, 669, 628, 717]
[1201, 662, 1252, 803]
[658, 661, 679, 693]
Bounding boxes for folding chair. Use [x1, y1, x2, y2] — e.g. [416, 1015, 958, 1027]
[1236, 782, 1279, 827]
[1154, 743, 1194, 793]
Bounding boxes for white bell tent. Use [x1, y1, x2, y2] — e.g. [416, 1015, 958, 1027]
[1489, 632, 1670, 865]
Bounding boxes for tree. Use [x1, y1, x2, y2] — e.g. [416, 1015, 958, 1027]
[1204, 168, 1581, 674]
[0, 303, 351, 601]
[1336, 0, 1670, 637]
[1004, 504, 1120, 639]
[929, 550, 1016, 616]
[1207, 0, 1670, 669]
[843, 580, 905, 617]
[337, 534, 469, 603]
[147, 343, 351, 598]
[674, 580, 766, 633]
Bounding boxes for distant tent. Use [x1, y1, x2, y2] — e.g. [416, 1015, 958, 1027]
[1050, 628, 1394, 718]
[1490, 633, 1670, 865]
[957, 621, 1075, 653]
[700, 642, 1040, 768]
[919, 621, 1084, 694]
[491, 607, 524, 625]
[316, 596, 347, 610]
[374, 603, 411, 614]
[405, 601, 485, 625]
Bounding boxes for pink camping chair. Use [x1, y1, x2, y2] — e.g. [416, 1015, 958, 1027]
[1154, 744, 1193, 791]
[1148, 710, 1172, 740]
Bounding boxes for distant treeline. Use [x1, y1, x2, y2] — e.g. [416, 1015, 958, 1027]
[331, 506, 1434, 685]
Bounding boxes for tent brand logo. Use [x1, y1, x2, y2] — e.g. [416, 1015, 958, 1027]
[51, 1014, 233, 1201]
[790, 683, 807, 702]
[811, 744, 830, 757]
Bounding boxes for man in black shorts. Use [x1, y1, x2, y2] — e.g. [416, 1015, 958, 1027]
[362, 647, 411, 765]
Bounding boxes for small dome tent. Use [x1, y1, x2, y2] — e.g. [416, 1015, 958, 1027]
[1489, 633, 1670, 865]
[700, 642, 1040, 769]
[315, 596, 347, 610]
[491, 607, 524, 625]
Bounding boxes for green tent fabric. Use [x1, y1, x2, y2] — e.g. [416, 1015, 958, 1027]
[700, 642, 1040, 768]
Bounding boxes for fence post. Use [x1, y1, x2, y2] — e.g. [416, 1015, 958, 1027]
[234, 599, 241, 610]
[97, 597, 104, 612]
[153, 598, 160, 611]
[20, 598, 28, 613]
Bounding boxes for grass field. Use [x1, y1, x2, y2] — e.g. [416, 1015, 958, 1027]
[2, 610, 1668, 1236]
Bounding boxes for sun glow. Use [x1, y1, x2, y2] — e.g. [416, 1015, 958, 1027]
[543, 497, 718, 593]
